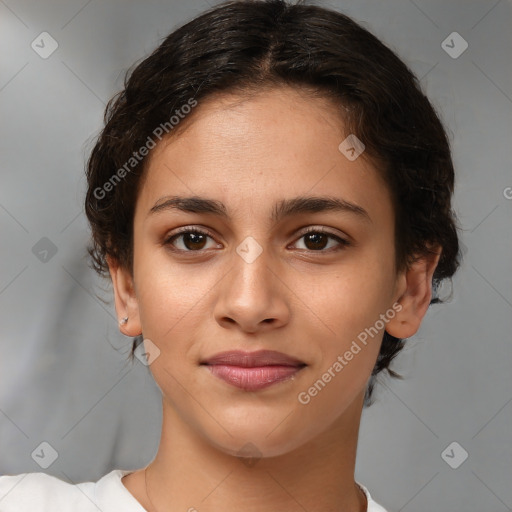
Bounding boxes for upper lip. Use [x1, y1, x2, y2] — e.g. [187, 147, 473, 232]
[201, 350, 306, 367]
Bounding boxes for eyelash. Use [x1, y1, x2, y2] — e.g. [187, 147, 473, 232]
[163, 226, 350, 253]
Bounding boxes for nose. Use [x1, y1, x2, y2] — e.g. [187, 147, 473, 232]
[213, 241, 291, 334]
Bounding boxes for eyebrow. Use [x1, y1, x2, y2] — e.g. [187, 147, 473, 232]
[148, 195, 372, 224]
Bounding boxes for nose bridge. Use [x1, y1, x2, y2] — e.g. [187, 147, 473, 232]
[214, 233, 290, 330]
[230, 234, 274, 298]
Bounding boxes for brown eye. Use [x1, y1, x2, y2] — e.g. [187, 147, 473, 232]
[293, 229, 350, 252]
[164, 228, 217, 252]
[303, 232, 329, 250]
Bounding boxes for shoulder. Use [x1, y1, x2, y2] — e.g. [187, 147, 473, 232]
[0, 469, 141, 512]
[357, 482, 390, 512]
[0, 471, 94, 511]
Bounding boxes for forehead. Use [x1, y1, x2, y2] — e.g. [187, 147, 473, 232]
[135, 86, 393, 226]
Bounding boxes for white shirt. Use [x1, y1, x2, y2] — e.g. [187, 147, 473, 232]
[0, 469, 389, 511]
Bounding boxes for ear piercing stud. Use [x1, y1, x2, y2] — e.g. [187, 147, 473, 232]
[119, 317, 128, 325]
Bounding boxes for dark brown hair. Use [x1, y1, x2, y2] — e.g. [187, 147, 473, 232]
[85, 0, 462, 406]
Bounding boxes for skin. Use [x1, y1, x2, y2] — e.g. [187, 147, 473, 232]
[108, 86, 441, 512]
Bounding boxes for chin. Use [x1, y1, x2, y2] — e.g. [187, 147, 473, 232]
[202, 417, 313, 461]
[214, 435, 303, 461]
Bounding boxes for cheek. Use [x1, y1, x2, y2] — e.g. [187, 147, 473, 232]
[136, 270, 203, 341]
[299, 260, 396, 416]
[301, 257, 395, 344]
[132, 241, 200, 340]
[133, 244, 226, 372]
[294, 268, 393, 423]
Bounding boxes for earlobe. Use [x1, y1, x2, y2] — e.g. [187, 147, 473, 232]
[386, 246, 442, 339]
[107, 256, 142, 337]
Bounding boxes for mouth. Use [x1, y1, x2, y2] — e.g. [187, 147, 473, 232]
[200, 350, 307, 391]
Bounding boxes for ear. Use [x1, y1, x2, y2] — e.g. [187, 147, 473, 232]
[386, 245, 442, 339]
[107, 256, 142, 337]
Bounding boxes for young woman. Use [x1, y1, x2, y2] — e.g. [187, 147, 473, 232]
[0, 0, 461, 510]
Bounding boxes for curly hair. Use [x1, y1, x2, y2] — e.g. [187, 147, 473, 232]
[84, 0, 462, 406]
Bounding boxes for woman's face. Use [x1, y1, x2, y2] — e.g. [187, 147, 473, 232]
[124, 86, 404, 457]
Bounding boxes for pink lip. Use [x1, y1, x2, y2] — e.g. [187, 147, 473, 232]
[201, 350, 306, 391]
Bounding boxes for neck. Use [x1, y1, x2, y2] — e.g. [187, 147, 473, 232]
[143, 391, 367, 512]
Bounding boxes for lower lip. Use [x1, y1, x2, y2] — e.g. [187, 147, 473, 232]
[205, 364, 304, 391]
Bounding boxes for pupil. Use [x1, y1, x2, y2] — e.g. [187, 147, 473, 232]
[185, 233, 206, 250]
[305, 233, 327, 250]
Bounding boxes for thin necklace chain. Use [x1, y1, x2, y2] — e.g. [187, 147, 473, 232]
[144, 465, 160, 512]
[144, 464, 368, 512]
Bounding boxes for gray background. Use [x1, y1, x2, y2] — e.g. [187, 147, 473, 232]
[1, 1, 511, 511]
